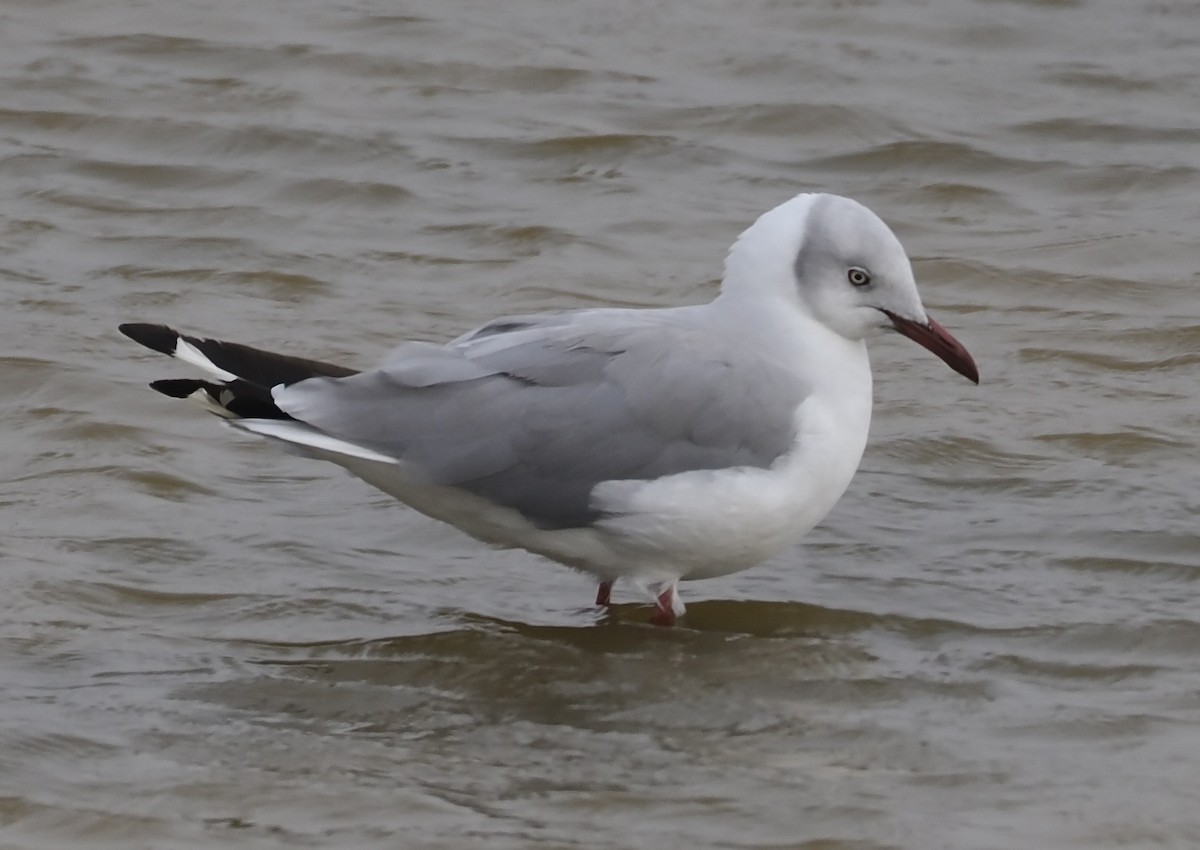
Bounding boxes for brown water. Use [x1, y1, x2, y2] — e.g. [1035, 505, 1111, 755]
[3, 0, 1199, 847]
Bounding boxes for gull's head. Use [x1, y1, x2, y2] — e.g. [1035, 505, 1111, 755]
[721, 192, 979, 383]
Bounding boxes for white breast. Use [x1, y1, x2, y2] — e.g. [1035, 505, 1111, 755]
[583, 335, 874, 582]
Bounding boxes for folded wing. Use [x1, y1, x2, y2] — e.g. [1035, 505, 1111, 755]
[273, 311, 810, 528]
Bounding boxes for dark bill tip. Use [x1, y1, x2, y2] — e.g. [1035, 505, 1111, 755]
[882, 310, 980, 384]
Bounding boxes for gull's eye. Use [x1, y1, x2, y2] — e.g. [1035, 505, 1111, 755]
[847, 267, 871, 288]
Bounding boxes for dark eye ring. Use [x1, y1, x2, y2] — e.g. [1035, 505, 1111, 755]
[847, 267, 871, 287]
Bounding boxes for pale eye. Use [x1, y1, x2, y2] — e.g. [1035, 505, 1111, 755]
[847, 267, 871, 287]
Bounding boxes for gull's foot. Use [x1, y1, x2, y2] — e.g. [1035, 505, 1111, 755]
[648, 581, 683, 626]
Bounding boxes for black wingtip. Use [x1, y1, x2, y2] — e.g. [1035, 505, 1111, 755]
[148, 376, 291, 419]
[120, 323, 179, 356]
[149, 378, 205, 399]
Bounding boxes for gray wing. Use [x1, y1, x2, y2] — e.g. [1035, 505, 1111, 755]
[274, 310, 809, 528]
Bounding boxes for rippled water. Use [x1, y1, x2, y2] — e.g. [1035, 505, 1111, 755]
[3, 0, 1200, 847]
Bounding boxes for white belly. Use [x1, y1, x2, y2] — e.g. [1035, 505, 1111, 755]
[584, 392, 871, 581]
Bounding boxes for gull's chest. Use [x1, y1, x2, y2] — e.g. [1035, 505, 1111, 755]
[585, 367, 873, 580]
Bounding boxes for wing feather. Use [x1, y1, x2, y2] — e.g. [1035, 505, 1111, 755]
[274, 311, 809, 528]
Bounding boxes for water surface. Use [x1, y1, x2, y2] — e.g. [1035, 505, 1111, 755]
[2, 0, 1199, 847]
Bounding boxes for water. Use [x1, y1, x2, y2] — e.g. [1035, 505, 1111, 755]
[2, 0, 1199, 847]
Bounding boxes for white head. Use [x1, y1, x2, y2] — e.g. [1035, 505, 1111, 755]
[720, 193, 978, 383]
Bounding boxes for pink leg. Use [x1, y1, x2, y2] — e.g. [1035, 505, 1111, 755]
[649, 583, 680, 627]
[595, 580, 614, 607]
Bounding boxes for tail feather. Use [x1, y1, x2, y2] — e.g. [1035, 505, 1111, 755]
[120, 322, 358, 420]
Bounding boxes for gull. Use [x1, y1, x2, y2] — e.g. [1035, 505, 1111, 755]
[120, 193, 978, 625]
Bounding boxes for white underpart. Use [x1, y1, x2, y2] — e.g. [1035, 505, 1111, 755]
[591, 355, 871, 581]
[233, 418, 401, 465]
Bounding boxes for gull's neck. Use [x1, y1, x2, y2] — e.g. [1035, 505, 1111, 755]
[716, 194, 821, 304]
[708, 276, 874, 445]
